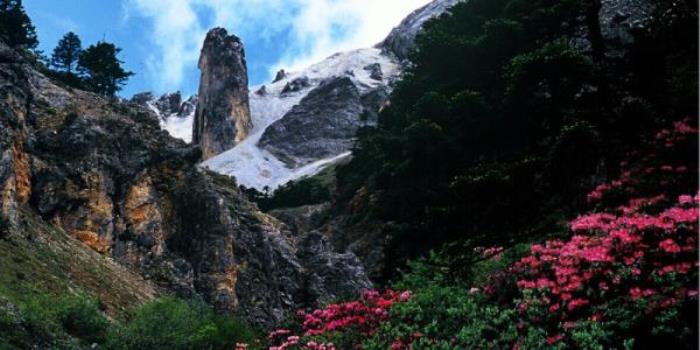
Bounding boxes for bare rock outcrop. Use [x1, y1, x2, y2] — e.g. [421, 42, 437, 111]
[193, 28, 253, 160]
[258, 77, 385, 168]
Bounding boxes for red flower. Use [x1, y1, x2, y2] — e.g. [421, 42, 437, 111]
[659, 239, 682, 254]
[546, 333, 564, 344]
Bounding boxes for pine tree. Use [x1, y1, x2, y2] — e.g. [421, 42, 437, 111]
[78, 42, 133, 96]
[51, 32, 82, 73]
[0, 0, 38, 49]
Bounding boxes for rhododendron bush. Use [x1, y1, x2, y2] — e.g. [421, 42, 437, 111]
[510, 194, 698, 346]
[362, 120, 699, 349]
[499, 119, 698, 348]
[265, 289, 412, 349]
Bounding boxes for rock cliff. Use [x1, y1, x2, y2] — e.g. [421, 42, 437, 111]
[0, 39, 369, 328]
[193, 28, 253, 160]
[379, 0, 464, 61]
[258, 77, 382, 168]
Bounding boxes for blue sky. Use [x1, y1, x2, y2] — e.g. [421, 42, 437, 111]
[25, 0, 431, 98]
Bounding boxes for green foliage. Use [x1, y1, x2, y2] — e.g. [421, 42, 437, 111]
[0, 293, 258, 350]
[0, 0, 37, 49]
[78, 42, 133, 96]
[51, 32, 82, 73]
[364, 285, 519, 349]
[0, 293, 108, 348]
[106, 297, 257, 350]
[242, 165, 337, 211]
[334, 0, 699, 280]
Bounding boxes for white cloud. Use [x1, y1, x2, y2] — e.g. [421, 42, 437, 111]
[125, 0, 431, 94]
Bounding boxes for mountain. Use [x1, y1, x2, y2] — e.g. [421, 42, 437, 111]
[0, 37, 369, 329]
[134, 0, 463, 191]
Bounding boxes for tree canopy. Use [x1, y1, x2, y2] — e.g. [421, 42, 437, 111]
[51, 32, 82, 73]
[0, 0, 37, 49]
[78, 42, 134, 96]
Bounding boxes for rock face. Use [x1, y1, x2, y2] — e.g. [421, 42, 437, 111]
[570, 0, 653, 57]
[0, 39, 370, 329]
[258, 77, 373, 168]
[193, 28, 253, 160]
[0, 44, 31, 231]
[380, 0, 464, 61]
[203, 48, 401, 191]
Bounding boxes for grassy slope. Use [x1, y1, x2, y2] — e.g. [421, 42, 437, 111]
[0, 208, 157, 318]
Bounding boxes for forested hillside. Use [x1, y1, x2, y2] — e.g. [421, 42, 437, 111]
[331, 0, 698, 280]
[262, 0, 698, 348]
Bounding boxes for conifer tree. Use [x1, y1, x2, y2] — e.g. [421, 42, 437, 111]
[78, 42, 133, 96]
[0, 0, 38, 49]
[51, 32, 82, 73]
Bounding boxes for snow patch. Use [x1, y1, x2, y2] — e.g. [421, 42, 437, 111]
[202, 48, 400, 191]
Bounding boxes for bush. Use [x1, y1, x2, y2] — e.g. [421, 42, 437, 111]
[242, 165, 337, 212]
[106, 297, 257, 350]
[0, 293, 109, 348]
[364, 286, 518, 349]
[53, 294, 110, 343]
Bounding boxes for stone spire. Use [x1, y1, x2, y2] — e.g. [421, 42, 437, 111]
[193, 27, 253, 160]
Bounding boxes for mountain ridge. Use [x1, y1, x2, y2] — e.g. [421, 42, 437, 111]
[135, 0, 462, 191]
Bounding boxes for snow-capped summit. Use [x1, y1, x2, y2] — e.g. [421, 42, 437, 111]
[202, 48, 401, 191]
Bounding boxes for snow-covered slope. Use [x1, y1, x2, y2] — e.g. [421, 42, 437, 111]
[133, 92, 196, 143]
[201, 48, 400, 190]
[147, 101, 195, 143]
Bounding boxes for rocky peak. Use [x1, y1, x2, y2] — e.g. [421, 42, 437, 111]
[177, 94, 197, 118]
[130, 91, 191, 119]
[258, 76, 380, 168]
[193, 27, 253, 160]
[130, 91, 155, 105]
[155, 91, 182, 116]
[379, 0, 463, 61]
[272, 69, 287, 83]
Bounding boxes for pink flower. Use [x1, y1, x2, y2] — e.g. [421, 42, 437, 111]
[568, 298, 589, 311]
[629, 287, 643, 300]
[563, 321, 576, 329]
[678, 194, 693, 205]
[391, 339, 407, 350]
[548, 303, 560, 312]
[546, 334, 564, 344]
[659, 239, 682, 254]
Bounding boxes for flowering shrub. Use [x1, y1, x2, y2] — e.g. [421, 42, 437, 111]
[510, 194, 698, 346]
[265, 289, 412, 349]
[501, 119, 699, 347]
[360, 119, 699, 349]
